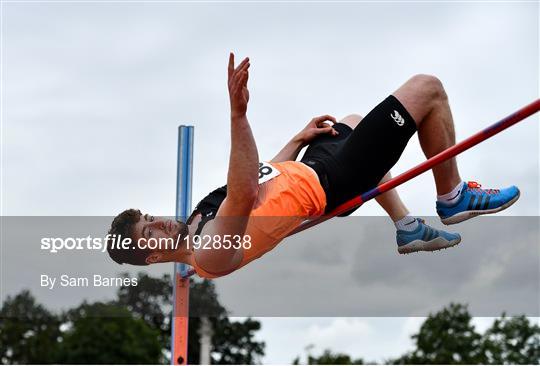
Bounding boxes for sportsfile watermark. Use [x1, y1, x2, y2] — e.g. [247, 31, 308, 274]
[2, 216, 539, 317]
[40, 234, 253, 253]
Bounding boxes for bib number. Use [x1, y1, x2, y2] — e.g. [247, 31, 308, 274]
[258, 162, 281, 184]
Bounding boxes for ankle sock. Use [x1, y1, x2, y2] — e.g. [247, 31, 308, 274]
[394, 215, 419, 232]
[437, 181, 465, 205]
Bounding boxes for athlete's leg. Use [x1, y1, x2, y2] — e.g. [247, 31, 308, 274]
[338, 113, 461, 253]
[393, 75, 520, 225]
[393, 74, 461, 195]
[376, 172, 410, 221]
[339, 114, 409, 221]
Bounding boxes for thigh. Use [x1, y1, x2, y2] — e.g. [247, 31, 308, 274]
[331, 95, 417, 204]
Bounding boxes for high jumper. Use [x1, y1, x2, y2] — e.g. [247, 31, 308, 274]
[106, 53, 538, 279]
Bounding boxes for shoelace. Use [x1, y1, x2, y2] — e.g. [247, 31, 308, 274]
[467, 181, 500, 194]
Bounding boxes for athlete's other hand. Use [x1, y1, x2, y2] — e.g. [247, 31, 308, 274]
[295, 115, 338, 145]
[228, 53, 250, 118]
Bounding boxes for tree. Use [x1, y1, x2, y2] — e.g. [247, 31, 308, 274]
[291, 304, 540, 365]
[0, 273, 265, 364]
[296, 349, 364, 365]
[2, 273, 266, 364]
[0, 290, 62, 364]
[481, 314, 540, 364]
[390, 304, 540, 364]
[58, 301, 162, 364]
[116, 272, 173, 348]
[211, 317, 265, 364]
[116, 272, 265, 364]
[393, 303, 485, 364]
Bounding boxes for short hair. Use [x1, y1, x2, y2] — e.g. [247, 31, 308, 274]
[106, 209, 150, 266]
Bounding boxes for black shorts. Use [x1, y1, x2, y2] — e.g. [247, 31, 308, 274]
[300, 95, 417, 214]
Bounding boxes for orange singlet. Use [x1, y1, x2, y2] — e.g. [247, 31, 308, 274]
[192, 161, 326, 278]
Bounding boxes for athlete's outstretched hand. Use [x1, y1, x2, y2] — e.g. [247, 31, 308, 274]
[228, 53, 250, 118]
[295, 115, 339, 145]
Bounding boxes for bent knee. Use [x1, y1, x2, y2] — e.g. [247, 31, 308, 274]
[339, 113, 364, 129]
[410, 73, 442, 87]
[409, 74, 446, 99]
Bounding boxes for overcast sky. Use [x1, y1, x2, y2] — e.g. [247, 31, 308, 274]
[2, 1, 539, 363]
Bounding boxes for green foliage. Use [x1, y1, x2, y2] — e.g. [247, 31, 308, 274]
[211, 317, 265, 364]
[481, 314, 540, 364]
[9, 280, 537, 365]
[186, 279, 229, 364]
[116, 272, 173, 350]
[1, 273, 265, 364]
[306, 349, 364, 365]
[58, 302, 162, 364]
[0, 290, 62, 364]
[292, 304, 540, 365]
[115, 272, 265, 364]
[393, 303, 485, 364]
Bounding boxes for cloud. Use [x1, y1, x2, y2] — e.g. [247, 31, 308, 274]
[2, 2, 538, 364]
[2, 1, 538, 217]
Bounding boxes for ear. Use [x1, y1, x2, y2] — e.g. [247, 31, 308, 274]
[145, 253, 162, 264]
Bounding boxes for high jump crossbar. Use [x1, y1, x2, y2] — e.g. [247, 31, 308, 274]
[178, 98, 540, 280]
[290, 98, 540, 234]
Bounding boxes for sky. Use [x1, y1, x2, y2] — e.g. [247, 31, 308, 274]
[1, 1, 539, 363]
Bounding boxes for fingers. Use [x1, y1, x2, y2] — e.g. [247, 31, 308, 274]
[317, 114, 337, 122]
[315, 126, 333, 134]
[232, 57, 250, 79]
[314, 126, 338, 135]
[231, 70, 249, 96]
[228, 53, 234, 79]
[230, 74, 241, 95]
[228, 53, 250, 82]
[235, 57, 249, 72]
[235, 60, 250, 82]
[312, 114, 337, 127]
[230, 63, 250, 95]
[228, 54, 250, 92]
[306, 115, 338, 137]
[233, 71, 247, 94]
[233, 71, 248, 95]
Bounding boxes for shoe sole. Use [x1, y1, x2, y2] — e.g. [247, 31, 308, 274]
[398, 236, 461, 254]
[440, 190, 520, 225]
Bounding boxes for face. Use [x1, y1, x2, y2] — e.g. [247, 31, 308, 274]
[132, 213, 188, 263]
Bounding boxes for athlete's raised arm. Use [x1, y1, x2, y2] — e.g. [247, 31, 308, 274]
[193, 53, 258, 274]
[219, 53, 259, 215]
[271, 115, 338, 163]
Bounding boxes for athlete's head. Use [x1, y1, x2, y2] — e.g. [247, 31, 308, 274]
[106, 209, 189, 266]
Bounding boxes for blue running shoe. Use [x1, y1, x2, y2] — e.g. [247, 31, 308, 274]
[397, 218, 461, 254]
[437, 181, 520, 225]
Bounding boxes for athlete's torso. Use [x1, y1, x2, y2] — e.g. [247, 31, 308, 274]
[188, 161, 327, 278]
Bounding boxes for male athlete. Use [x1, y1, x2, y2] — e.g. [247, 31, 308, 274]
[107, 54, 520, 278]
